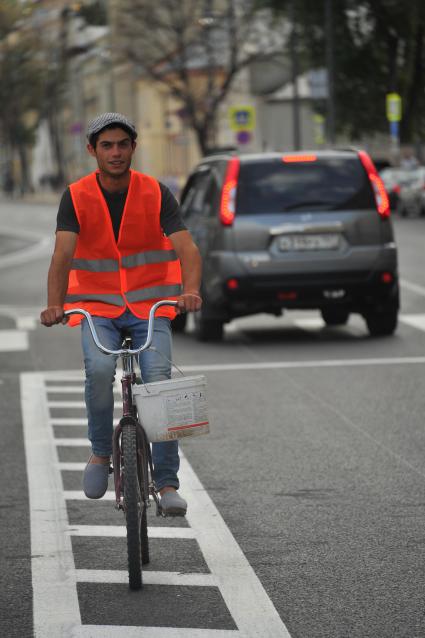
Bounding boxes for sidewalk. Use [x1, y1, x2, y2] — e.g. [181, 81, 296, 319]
[1, 190, 61, 206]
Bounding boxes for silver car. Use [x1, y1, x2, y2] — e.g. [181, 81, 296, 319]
[175, 149, 399, 341]
[397, 166, 425, 217]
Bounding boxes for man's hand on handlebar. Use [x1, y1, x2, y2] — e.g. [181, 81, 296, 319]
[176, 292, 202, 314]
[40, 306, 68, 327]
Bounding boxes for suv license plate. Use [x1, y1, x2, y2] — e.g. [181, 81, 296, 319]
[278, 234, 340, 251]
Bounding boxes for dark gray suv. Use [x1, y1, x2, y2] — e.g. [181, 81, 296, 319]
[175, 149, 399, 341]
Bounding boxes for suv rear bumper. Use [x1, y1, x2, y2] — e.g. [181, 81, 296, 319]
[221, 270, 399, 311]
[203, 258, 399, 320]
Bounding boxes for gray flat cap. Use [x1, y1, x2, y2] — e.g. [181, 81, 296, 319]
[86, 112, 137, 141]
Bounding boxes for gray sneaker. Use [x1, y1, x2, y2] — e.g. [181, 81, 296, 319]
[83, 455, 111, 499]
[160, 490, 187, 517]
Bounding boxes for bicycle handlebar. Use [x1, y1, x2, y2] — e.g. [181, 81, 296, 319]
[64, 300, 178, 356]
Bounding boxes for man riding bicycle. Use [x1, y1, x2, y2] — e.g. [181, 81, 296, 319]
[40, 112, 202, 516]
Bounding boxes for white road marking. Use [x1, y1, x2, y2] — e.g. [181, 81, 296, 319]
[57, 462, 86, 470]
[48, 400, 122, 409]
[23, 371, 291, 637]
[0, 329, 28, 351]
[51, 418, 87, 426]
[47, 386, 120, 394]
[64, 491, 116, 500]
[400, 278, 425, 297]
[73, 627, 239, 637]
[293, 317, 326, 329]
[44, 371, 84, 381]
[39, 355, 425, 379]
[179, 355, 425, 373]
[75, 569, 215, 587]
[55, 438, 90, 446]
[400, 314, 425, 331]
[0, 233, 53, 269]
[68, 525, 196, 539]
[51, 418, 119, 426]
[180, 454, 291, 637]
[21, 373, 81, 636]
[16, 316, 38, 330]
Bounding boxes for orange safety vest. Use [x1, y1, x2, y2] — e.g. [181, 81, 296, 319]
[64, 170, 182, 326]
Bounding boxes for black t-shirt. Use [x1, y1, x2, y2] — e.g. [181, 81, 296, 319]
[56, 178, 186, 240]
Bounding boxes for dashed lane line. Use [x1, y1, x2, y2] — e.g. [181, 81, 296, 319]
[399, 314, 425, 332]
[400, 278, 425, 297]
[22, 372, 292, 638]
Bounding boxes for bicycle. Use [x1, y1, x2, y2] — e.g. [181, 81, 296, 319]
[64, 299, 178, 590]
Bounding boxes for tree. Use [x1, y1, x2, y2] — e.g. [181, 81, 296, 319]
[255, 0, 425, 144]
[0, 1, 45, 192]
[116, 0, 283, 154]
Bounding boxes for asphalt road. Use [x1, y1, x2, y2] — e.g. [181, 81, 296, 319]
[1, 198, 425, 638]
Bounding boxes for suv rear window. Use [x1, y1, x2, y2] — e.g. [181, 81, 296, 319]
[236, 157, 376, 215]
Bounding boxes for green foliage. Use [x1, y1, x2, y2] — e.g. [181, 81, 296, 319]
[78, 0, 107, 26]
[0, 2, 46, 147]
[257, 0, 425, 142]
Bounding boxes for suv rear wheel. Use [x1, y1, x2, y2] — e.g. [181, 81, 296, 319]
[321, 308, 350, 326]
[365, 303, 398, 337]
[194, 310, 224, 342]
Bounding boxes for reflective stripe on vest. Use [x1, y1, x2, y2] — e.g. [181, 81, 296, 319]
[71, 249, 178, 272]
[72, 258, 119, 272]
[121, 249, 178, 269]
[65, 293, 125, 306]
[125, 284, 182, 303]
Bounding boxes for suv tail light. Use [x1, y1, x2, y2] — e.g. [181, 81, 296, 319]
[282, 154, 317, 163]
[358, 151, 390, 218]
[220, 157, 240, 226]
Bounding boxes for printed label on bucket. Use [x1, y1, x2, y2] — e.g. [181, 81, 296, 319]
[165, 390, 209, 437]
[133, 375, 210, 442]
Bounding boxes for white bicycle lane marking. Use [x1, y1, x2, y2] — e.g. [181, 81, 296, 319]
[22, 372, 291, 638]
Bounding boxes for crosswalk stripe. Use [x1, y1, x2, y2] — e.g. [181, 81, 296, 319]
[57, 462, 86, 470]
[47, 386, 120, 394]
[73, 627, 240, 637]
[55, 438, 90, 446]
[65, 490, 115, 500]
[48, 401, 122, 408]
[75, 569, 214, 586]
[67, 525, 196, 539]
[0, 329, 28, 351]
[51, 418, 119, 426]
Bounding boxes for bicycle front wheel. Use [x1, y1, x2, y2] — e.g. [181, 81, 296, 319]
[122, 423, 143, 590]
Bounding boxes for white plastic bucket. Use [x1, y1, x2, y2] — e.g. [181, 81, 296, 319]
[132, 375, 210, 442]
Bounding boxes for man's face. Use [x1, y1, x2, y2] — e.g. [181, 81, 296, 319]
[87, 127, 136, 178]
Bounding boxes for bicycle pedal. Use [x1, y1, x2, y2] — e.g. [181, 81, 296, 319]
[156, 504, 166, 518]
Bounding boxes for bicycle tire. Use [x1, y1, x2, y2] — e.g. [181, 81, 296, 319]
[141, 505, 149, 565]
[137, 425, 150, 566]
[122, 423, 143, 590]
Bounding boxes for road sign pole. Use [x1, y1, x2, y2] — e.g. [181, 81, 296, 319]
[386, 93, 402, 163]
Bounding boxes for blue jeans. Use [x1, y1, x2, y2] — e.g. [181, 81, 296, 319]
[81, 309, 179, 490]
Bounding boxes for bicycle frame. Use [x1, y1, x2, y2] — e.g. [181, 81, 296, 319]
[64, 299, 178, 510]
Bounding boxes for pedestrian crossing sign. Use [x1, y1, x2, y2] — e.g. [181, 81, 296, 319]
[386, 93, 402, 123]
[229, 106, 256, 132]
